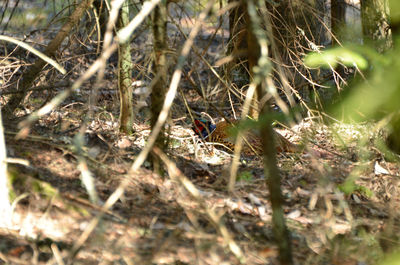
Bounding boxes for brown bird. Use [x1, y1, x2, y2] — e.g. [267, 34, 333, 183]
[193, 119, 301, 155]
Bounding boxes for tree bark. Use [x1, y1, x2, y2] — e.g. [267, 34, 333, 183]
[151, 1, 168, 174]
[227, 0, 249, 86]
[117, 1, 134, 134]
[331, 0, 347, 45]
[258, 104, 293, 265]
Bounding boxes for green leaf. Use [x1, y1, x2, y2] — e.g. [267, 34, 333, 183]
[237, 171, 253, 182]
[304, 47, 368, 69]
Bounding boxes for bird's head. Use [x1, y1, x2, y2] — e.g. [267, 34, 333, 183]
[192, 119, 216, 139]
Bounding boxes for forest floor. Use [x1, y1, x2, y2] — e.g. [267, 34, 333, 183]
[1, 85, 400, 265]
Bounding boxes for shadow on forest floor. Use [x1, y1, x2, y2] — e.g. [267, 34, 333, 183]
[2, 103, 398, 264]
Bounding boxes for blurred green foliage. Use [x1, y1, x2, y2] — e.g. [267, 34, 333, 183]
[338, 179, 373, 198]
[380, 253, 400, 265]
[305, 40, 400, 121]
[304, 0, 400, 123]
[304, 47, 368, 70]
[237, 170, 253, 182]
[336, 42, 400, 121]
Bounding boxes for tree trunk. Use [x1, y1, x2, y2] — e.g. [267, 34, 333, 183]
[247, 0, 293, 263]
[151, 1, 168, 174]
[258, 104, 294, 265]
[331, 0, 347, 45]
[117, 1, 134, 134]
[227, 0, 260, 118]
[361, 0, 392, 52]
[227, 0, 249, 86]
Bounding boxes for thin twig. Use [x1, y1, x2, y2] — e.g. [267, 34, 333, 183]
[0, 82, 71, 96]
